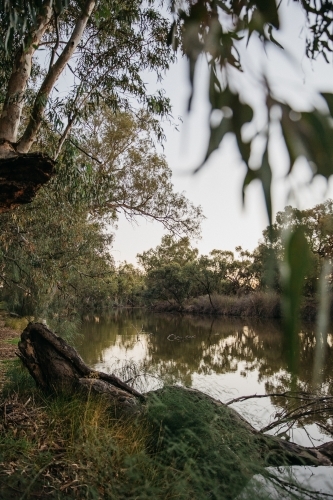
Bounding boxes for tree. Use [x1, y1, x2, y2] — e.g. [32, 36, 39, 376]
[0, 108, 202, 317]
[138, 235, 199, 271]
[70, 107, 203, 236]
[257, 201, 333, 296]
[0, 0, 173, 209]
[138, 236, 198, 307]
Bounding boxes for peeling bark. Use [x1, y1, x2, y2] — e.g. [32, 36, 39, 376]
[17, 0, 96, 153]
[0, 147, 55, 212]
[0, 0, 53, 144]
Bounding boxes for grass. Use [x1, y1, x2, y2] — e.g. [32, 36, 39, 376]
[0, 363, 325, 499]
[4, 338, 20, 346]
[152, 291, 322, 321]
[0, 362, 154, 499]
[4, 316, 31, 331]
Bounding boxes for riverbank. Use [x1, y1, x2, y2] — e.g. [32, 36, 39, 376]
[1, 320, 333, 498]
[150, 292, 321, 321]
[1, 360, 332, 499]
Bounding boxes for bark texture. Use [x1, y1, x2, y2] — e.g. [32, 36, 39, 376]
[17, 322, 144, 409]
[0, 0, 53, 144]
[17, 0, 96, 153]
[0, 147, 55, 212]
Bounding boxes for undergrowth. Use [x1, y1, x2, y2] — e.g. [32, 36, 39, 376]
[0, 363, 325, 499]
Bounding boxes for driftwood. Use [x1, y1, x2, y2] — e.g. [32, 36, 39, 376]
[17, 322, 144, 410]
[16, 322, 333, 466]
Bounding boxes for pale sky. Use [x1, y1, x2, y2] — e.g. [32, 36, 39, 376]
[111, 1, 333, 265]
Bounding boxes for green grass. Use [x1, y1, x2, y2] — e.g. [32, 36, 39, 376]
[4, 316, 31, 331]
[0, 363, 321, 500]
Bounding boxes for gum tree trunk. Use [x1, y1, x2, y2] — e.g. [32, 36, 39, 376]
[0, 0, 96, 211]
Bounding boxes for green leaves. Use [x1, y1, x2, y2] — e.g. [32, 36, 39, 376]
[243, 145, 272, 224]
[281, 227, 312, 372]
[196, 75, 253, 171]
[280, 99, 333, 180]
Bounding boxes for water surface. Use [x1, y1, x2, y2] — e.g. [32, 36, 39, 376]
[75, 310, 333, 447]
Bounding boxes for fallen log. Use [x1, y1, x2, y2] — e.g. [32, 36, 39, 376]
[16, 322, 333, 467]
[17, 322, 144, 410]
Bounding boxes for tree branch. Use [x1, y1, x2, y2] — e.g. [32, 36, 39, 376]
[17, 0, 96, 153]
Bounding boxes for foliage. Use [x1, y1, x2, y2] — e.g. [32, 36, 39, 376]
[138, 235, 259, 307]
[0, 104, 203, 320]
[2, 1, 333, 339]
[138, 201, 333, 316]
[0, 0, 174, 149]
[67, 107, 203, 237]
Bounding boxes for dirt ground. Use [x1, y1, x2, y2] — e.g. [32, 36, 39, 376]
[0, 317, 21, 388]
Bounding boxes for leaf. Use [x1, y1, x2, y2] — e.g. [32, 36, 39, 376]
[267, 25, 283, 49]
[280, 105, 305, 173]
[321, 92, 333, 116]
[281, 227, 312, 373]
[195, 117, 231, 172]
[254, 0, 280, 29]
[167, 20, 177, 48]
[242, 143, 272, 225]
[208, 67, 232, 110]
[259, 146, 272, 225]
[296, 111, 333, 179]
[231, 95, 253, 164]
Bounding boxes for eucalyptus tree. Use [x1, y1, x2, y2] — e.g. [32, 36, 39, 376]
[0, 107, 202, 316]
[72, 107, 203, 236]
[2, 0, 333, 337]
[0, 0, 173, 209]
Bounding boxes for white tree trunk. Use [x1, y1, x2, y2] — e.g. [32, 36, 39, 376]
[17, 0, 96, 154]
[0, 0, 53, 146]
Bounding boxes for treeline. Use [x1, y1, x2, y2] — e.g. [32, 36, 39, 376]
[1, 179, 333, 321]
[136, 201, 333, 319]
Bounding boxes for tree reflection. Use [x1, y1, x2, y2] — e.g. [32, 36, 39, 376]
[76, 311, 333, 428]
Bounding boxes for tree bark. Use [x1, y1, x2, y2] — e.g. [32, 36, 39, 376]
[17, 0, 96, 153]
[16, 322, 333, 465]
[0, 150, 55, 212]
[0, 0, 53, 144]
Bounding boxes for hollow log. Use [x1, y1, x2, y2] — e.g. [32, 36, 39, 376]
[17, 322, 144, 410]
[16, 322, 333, 466]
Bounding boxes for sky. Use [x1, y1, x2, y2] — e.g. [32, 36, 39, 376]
[111, 1, 333, 265]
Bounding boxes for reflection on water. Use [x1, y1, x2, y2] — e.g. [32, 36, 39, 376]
[75, 310, 333, 446]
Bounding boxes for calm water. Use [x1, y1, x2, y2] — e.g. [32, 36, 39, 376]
[74, 310, 333, 448]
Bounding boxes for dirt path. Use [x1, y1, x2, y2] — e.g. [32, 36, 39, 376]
[0, 317, 21, 388]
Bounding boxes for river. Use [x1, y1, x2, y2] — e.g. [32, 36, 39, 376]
[74, 310, 333, 444]
[74, 310, 333, 496]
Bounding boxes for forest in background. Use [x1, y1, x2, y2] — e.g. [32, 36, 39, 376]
[1, 185, 332, 322]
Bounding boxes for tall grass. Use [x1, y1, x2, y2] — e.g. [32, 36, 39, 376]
[0, 363, 324, 499]
[152, 292, 281, 318]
